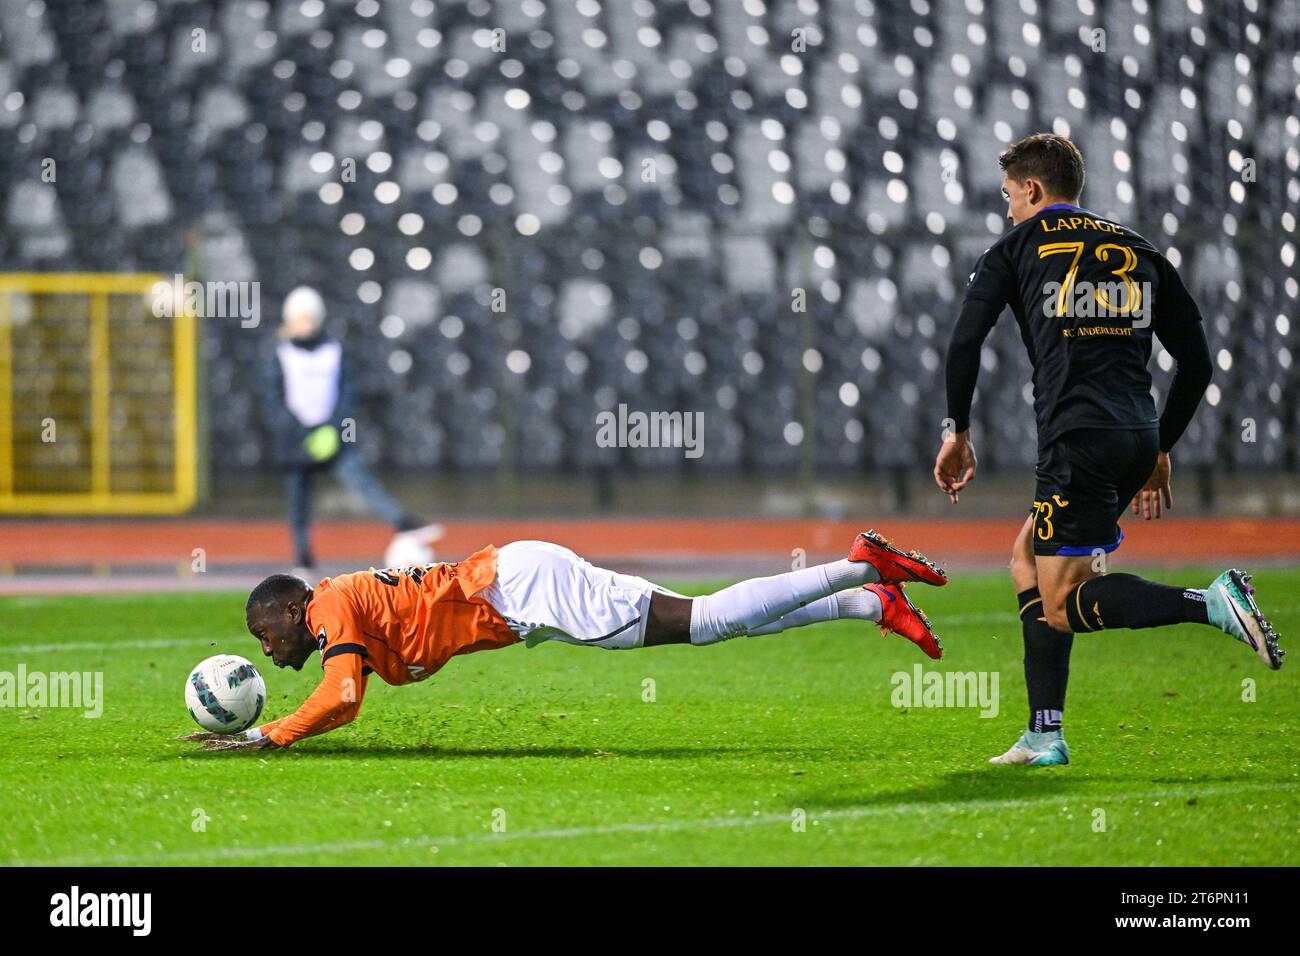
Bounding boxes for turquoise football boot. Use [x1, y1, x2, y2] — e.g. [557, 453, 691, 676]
[989, 729, 1070, 766]
[1205, 569, 1284, 670]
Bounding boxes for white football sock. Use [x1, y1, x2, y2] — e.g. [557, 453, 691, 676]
[688, 562, 877, 645]
[748, 587, 883, 636]
[825, 557, 881, 589]
[834, 586, 883, 622]
[748, 594, 841, 635]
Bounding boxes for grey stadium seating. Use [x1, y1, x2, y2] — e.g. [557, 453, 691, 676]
[1, 0, 1295, 476]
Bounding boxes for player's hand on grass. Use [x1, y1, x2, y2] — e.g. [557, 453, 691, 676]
[934, 431, 977, 503]
[1131, 451, 1172, 519]
[199, 736, 277, 752]
[177, 731, 277, 751]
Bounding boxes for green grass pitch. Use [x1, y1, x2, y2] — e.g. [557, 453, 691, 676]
[1, 568, 1297, 866]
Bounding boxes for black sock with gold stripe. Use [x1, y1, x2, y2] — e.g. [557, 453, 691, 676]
[1064, 574, 1210, 632]
[1019, 587, 1073, 733]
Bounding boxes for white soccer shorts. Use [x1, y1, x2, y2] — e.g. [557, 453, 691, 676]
[480, 540, 681, 650]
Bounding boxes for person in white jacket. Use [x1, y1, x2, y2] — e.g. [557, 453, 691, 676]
[264, 286, 425, 570]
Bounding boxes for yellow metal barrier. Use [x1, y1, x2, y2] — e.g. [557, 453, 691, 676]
[0, 274, 197, 514]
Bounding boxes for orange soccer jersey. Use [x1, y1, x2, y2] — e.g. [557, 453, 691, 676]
[258, 545, 519, 747]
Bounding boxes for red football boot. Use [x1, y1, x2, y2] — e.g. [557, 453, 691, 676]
[865, 583, 943, 660]
[848, 529, 948, 586]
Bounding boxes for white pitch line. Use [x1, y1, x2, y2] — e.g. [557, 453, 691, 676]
[0, 637, 218, 655]
[17, 780, 1298, 867]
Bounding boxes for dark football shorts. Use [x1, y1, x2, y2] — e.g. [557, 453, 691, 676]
[1030, 426, 1160, 557]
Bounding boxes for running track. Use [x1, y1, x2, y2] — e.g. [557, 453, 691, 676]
[1, 516, 1297, 570]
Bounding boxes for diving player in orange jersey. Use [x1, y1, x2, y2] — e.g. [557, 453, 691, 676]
[180, 531, 948, 751]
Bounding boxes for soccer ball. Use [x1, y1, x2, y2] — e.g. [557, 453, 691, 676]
[184, 655, 266, 734]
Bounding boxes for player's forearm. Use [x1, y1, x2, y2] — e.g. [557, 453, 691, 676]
[266, 702, 360, 747]
[1159, 365, 1212, 452]
[945, 359, 979, 434]
[944, 299, 999, 433]
[263, 657, 365, 747]
[1156, 322, 1213, 452]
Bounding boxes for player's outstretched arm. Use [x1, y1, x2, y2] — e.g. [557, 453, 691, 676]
[1134, 264, 1211, 522]
[253, 652, 368, 749]
[938, 295, 1000, 502]
[1151, 259, 1213, 456]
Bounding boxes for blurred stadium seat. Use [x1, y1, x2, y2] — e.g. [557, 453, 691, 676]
[0, 0, 1295, 484]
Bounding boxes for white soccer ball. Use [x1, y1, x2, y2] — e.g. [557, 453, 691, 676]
[184, 655, 266, 733]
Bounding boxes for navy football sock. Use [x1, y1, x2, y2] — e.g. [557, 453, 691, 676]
[1065, 574, 1210, 632]
[1019, 587, 1073, 733]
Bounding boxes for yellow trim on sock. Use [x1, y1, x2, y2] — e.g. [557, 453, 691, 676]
[1019, 597, 1044, 616]
[1073, 580, 1093, 632]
